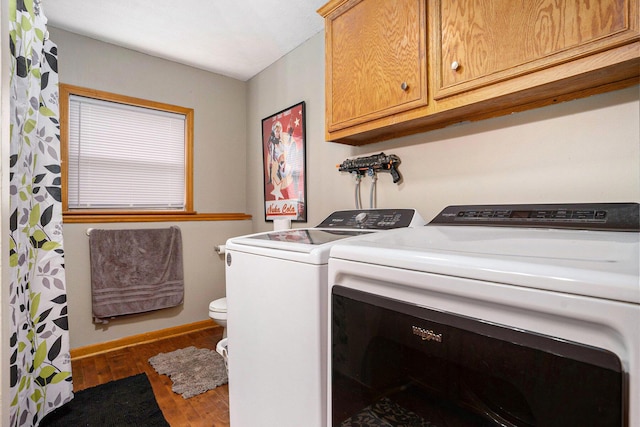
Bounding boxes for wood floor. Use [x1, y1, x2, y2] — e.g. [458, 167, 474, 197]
[71, 326, 230, 427]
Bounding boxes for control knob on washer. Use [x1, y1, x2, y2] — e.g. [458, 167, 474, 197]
[355, 212, 368, 225]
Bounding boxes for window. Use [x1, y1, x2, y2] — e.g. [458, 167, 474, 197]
[60, 84, 194, 218]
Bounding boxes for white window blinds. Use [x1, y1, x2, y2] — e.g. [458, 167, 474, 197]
[67, 95, 186, 210]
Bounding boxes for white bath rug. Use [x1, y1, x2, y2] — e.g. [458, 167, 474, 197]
[148, 346, 228, 399]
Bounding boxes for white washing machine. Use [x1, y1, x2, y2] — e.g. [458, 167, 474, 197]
[327, 203, 639, 426]
[224, 209, 424, 427]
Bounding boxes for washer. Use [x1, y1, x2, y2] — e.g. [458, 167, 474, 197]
[224, 209, 425, 427]
[328, 203, 639, 426]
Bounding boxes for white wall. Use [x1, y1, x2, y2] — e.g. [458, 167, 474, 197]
[49, 28, 253, 349]
[247, 32, 640, 228]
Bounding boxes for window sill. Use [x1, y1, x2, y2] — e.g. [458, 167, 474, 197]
[63, 212, 252, 224]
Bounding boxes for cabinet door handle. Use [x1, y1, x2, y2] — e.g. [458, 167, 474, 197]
[400, 82, 409, 91]
[451, 61, 460, 71]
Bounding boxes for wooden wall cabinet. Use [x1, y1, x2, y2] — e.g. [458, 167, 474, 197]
[320, 0, 427, 133]
[318, 0, 640, 145]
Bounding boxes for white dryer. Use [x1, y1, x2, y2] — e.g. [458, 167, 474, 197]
[224, 209, 424, 427]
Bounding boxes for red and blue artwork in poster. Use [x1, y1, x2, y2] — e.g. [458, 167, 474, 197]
[262, 101, 307, 222]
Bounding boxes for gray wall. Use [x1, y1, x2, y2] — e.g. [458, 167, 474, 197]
[49, 27, 253, 349]
[247, 32, 640, 229]
[247, 32, 354, 228]
[28, 28, 640, 350]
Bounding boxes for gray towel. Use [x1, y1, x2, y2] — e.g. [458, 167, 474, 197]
[89, 226, 184, 323]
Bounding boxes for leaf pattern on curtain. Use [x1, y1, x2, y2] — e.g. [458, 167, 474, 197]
[9, 0, 73, 425]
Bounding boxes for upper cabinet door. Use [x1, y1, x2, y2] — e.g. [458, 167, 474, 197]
[435, 0, 639, 99]
[321, 0, 428, 132]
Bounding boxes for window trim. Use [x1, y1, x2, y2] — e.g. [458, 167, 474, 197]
[60, 84, 195, 220]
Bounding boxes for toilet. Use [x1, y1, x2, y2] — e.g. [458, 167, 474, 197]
[208, 297, 227, 338]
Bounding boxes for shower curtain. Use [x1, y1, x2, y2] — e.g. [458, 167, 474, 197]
[9, 0, 73, 425]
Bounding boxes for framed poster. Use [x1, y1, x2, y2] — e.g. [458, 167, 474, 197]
[262, 101, 307, 222]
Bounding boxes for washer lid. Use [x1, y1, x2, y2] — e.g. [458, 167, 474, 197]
[329, 226, 640, 304]
[226, 228, 377, 264]
[242, 228, 373, 247]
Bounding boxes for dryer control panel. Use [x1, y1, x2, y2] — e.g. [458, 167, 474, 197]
[430, 203, 639, 231]
[317, 209, 424, 229]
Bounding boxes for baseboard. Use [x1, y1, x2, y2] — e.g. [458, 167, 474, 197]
[70, 319, 219, 361]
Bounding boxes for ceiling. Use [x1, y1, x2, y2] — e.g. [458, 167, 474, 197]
[45, 0, 327, 81]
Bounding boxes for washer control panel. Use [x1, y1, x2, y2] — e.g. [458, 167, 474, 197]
[430, 203, 639, 231]
[317, 209, 424, 229]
